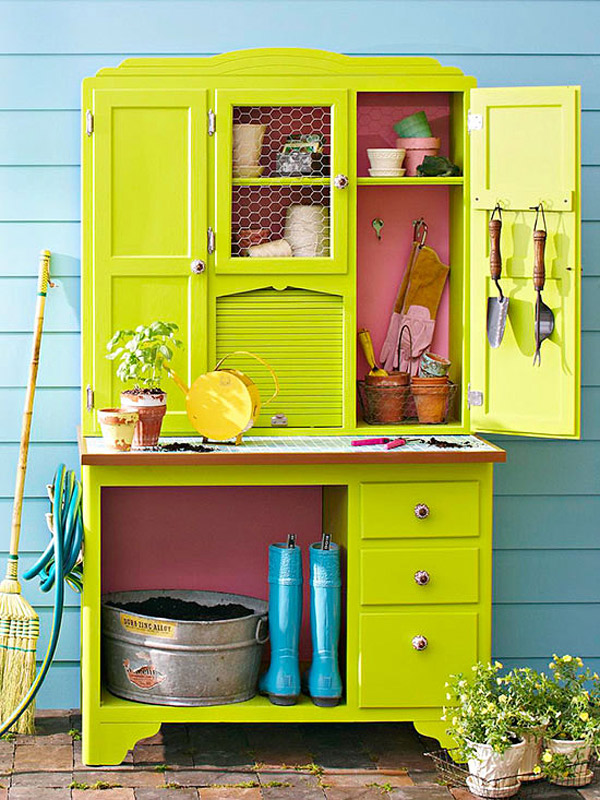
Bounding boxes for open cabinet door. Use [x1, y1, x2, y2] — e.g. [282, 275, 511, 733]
[469, 86, 580, 438]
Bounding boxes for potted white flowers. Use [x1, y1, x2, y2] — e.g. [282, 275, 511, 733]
[106, 321, 183, 448]
[444, 661, 525, 798]
[536, 654, 600, 787]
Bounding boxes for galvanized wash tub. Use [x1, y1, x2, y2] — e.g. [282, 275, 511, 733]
[102, 590, 269, 706]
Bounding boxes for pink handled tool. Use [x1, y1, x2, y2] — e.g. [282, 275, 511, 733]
[385, 437, 407, 450]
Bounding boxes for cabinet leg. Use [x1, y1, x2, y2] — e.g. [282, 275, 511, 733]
[414, 719, 455, 750]
[82, 720, 161, 766]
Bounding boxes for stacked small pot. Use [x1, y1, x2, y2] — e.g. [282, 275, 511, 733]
[98, 391, 167, 452]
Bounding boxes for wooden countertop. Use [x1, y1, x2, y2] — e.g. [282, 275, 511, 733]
[79, 430, 506, 466]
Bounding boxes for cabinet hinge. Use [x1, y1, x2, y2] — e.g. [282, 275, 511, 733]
[467, 111, 483, 133]
[86, 384, 94, 411]
[86, 110, 94, 136]
[207, 226, 215, 254]
[208, 109, 216, 136]
[468, 385, 483, 408]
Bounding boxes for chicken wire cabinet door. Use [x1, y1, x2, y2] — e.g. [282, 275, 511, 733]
[84, 88, 209, 434]
[214, 90, 349, 274]
[469, 86, 580, 438]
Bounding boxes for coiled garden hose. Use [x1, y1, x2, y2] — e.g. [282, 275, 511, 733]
[0, 464, 83, 735]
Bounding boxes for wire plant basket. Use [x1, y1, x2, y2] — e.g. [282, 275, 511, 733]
[357, 381, 460, 425]
[426, 749, 598, 798]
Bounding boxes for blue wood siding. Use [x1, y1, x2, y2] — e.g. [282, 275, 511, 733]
[0, 0, 597, 708]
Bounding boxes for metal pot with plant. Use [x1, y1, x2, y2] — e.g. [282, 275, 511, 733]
[106, 321, 183, 449]
[444, 661, 525, 798]
[535, 654, 600, 787]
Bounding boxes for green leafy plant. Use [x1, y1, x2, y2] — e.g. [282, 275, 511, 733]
[543, 654, 600, 743]
[106, 321, 183, 390]
[443, 661, 521, 758]
[502, 665, 551, 735]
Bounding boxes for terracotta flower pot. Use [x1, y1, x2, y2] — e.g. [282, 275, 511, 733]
[411, 381, 450, 424]
[395, 137, 441, 176]
[97, 408, 138, 452]
[410, 376, 449, 387]
[120, 391, 167, 449]
[362, 372, 410, 424]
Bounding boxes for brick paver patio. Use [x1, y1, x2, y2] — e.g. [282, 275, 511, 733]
[0, 711, 597, 799]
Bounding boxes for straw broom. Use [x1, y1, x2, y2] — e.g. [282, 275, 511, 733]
[0, 250, 51, 733]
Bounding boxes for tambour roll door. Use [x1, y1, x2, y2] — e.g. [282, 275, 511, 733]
[216, 287, 344, 428]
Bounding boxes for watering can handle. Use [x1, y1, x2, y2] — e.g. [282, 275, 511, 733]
[214, 351, 280, 405]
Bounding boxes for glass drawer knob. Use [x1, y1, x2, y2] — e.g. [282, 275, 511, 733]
[412, 635, 428, 651]
[414, 570, 430, 586]
[191, 259, 206, 274]
[334, 173, 349, 189]
[414, 503, 430, 519]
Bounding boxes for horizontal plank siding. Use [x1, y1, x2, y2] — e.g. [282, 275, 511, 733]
[493, 495, 600, 550]
[0, 2, 598, 56]
[0, 0, 597, 706]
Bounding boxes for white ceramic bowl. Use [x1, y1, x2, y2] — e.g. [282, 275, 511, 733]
[368, 168, 406, 177]
[367, 148, 406, 169]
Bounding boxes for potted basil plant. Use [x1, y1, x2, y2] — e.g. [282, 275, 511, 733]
[535, 654, 600, 787]
[106, 321, 183, 448]
[444, 661, 525, 799]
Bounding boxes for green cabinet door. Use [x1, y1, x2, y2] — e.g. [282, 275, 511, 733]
[469, 86, 580, 438]
[214, 89, 349, 274]
[83, 87, 209, 434]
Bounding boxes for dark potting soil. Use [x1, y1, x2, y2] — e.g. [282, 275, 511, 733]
[107, 596, 254, 622]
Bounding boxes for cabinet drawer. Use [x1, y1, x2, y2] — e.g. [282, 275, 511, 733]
[359, 611, 478, 708]
[360, 481, 479, 539]
[361, 548, 479, 605]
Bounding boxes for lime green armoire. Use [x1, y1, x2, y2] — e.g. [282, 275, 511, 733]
[80, 49, 580, 765]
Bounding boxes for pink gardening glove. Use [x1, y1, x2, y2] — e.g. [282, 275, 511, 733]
[399, 305, 435, 375]
[380, 312, 402, 371]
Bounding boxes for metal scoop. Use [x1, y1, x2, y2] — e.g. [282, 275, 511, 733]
[531, 204, 555, 366]
[486, 206, 509, 348]
[532, 227, 555, 366]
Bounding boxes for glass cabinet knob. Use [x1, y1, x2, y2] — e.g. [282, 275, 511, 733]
[414, 503, 430, 519]
[334, 174, 349, 190]
[414, 570, 430, 586]
[412, 635, 428, 651]
[190, 259, 206, 274]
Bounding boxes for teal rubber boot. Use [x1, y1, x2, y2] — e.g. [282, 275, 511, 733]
[305, 540, 342, 707]
[258, 542, 303, 706]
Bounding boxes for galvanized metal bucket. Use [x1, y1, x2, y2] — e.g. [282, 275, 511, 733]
[102, 590, 269, 706]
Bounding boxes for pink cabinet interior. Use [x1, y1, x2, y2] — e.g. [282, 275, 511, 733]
[101, 486, 347, 663]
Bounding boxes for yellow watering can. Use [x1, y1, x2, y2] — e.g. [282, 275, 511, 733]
[167, 351, 279, 444]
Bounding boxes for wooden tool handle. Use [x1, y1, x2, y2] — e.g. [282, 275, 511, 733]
[533, 229, 546, 291]
[489, 218, 502, 280]
[358, 328, 377, 370]
[9, 250, 51, 559]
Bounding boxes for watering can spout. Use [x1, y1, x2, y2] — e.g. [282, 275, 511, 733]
[165, 365, 189, 396]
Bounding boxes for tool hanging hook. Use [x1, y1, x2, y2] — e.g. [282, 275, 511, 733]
[413, 217, 428, 248]
[531, 202, 547, 233]
[490, 204, 504, 303]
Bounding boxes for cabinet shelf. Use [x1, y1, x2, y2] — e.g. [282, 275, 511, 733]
[100, 686, 350, 722]
[232, 177, 331, 186]
[357, 177, 464, 186]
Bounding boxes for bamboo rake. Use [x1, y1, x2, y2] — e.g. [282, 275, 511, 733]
[0, 250, 51, 733]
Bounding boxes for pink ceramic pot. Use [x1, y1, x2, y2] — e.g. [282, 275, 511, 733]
[396, 137, 441, 177]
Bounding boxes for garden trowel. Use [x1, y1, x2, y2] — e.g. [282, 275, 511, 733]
[486, 208, 509, 348]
